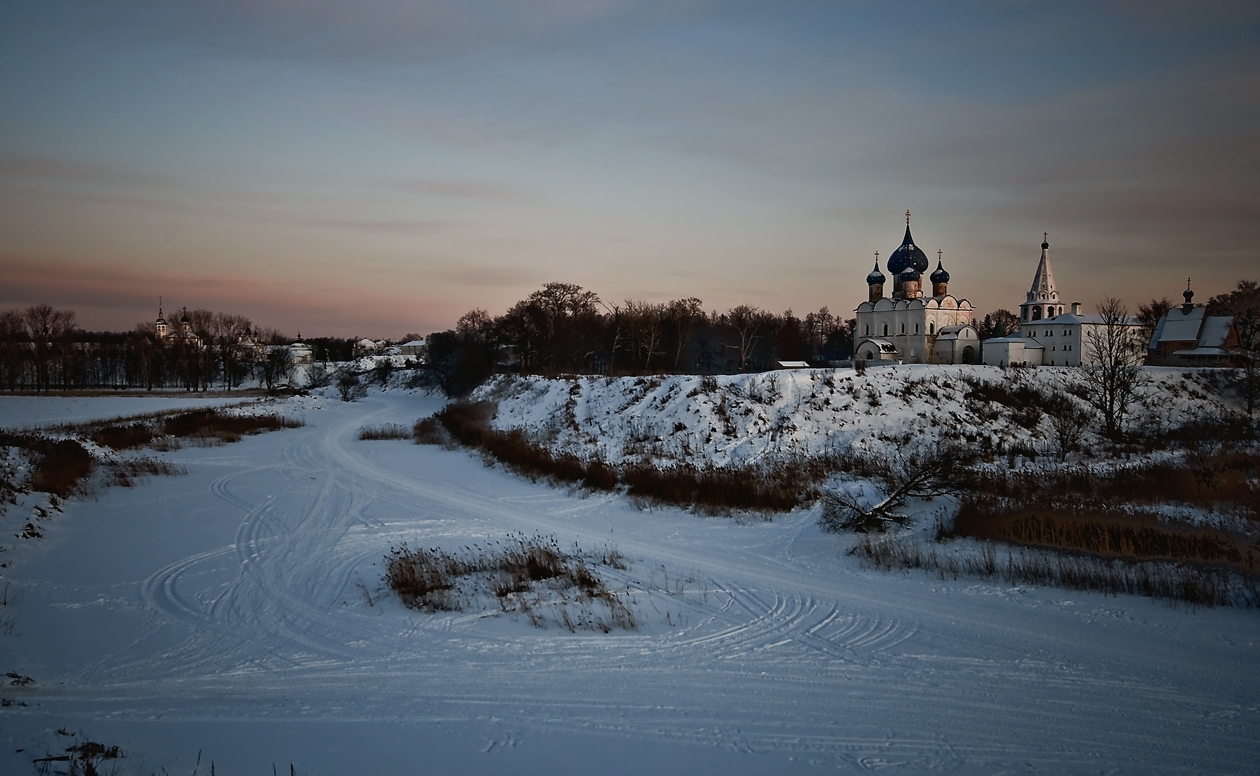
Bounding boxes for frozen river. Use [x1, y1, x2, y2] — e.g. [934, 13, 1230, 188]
[0, 392, 1256, 773]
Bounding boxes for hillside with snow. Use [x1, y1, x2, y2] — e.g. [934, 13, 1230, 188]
[472, 365, 1237, 469]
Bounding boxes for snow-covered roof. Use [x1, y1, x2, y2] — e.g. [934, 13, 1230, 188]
[776, 360, 810, 369]
[401, 340, 426, 347]
[1155, 307, 1205, 343]
[1172, 347, 1233, 357]
[985, 336, 1043, 350]
[859, 338, 898, 354]
[936, 325, 975, 339]
[1040, 312, 1115, 326]
[1199, 316, 1233, 348]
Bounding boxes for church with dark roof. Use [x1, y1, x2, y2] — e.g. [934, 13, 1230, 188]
[853, 211, 979, 364]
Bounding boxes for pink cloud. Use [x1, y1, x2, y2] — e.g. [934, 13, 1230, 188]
[0, 255, 464, 338]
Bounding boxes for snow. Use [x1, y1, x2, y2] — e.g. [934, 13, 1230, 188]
[0, 386, 1256, 773]
[0, 395, 250, 430]
[470, 366, 1238, 471]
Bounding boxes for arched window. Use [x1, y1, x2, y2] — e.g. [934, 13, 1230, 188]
[864, 325, 870, 336]
[1032, 308, 1042, 321]
[929, 322, 935, 335]
[882, 323, 888, 336]
[914, 323, 919, 334]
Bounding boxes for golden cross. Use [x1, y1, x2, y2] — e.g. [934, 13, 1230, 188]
[1043, 231, 1048, 243]
[905, 209, 911, 226]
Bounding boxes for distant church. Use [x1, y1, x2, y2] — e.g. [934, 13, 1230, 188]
[853, 212, 979, 364]
[154, 301, 201, 347]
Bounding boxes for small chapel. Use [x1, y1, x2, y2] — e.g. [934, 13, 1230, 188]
[853, 212, 979, 364]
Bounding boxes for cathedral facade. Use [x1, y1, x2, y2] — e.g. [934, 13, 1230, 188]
[853, 213, 979, 364]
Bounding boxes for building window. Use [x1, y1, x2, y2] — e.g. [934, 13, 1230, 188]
[900, 323, 905, 334]
[865, 325, 870, 336]
[915, 323, 919, 334]
[929, 323, 935, 334]
[882, 324, 888, 336]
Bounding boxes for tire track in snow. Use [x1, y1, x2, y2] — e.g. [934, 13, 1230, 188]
[71, 393, 1260, 772]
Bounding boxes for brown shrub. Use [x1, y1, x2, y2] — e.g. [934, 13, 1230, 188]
[91, 423, 155, 450]
[162, 409, 302, 444]
[385, 535, 635, 630]
[31, 439, 93, 497]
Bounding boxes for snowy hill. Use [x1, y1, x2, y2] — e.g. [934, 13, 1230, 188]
[470, 365, 1237, 469]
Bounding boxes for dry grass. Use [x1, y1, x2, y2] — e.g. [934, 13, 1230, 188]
[0, 433, 95, 498]
[1, 406, 295, 508]
[357, 423, 412, 441]
[90, 423, 157, 450]
[427, 400, 832, 513]
[160, 408, 303, 445]
[957, 450, 1260, 522]
[385, 534, 636, 631]
[852, 535, 1260, 608]
[947, 506, 1257, 571]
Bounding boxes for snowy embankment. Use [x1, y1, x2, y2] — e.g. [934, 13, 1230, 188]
[470, 365, 1233, 469]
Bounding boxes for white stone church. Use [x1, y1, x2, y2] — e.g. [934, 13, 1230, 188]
[853, 212, 980, 364]
[980, 235, 1140, 367]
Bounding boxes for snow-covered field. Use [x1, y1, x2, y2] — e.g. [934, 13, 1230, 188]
[0, 395, 253, 430]
[0, 386, 1257, 774]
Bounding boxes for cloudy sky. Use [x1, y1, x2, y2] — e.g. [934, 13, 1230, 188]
[2, 1, 1257, 337]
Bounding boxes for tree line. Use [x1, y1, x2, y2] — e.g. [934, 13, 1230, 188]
[0, 304, 356, 392]
[424, 282, 856, 395]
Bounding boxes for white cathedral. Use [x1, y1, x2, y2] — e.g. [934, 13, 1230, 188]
[853, 212, 979, 364]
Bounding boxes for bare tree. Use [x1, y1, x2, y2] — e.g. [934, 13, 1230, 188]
[820, 445, 972, 533]
[624, 300, 666, 373]
[22, 304, 75, 391]
[724, 305, 768, 372]
[1083, 297, 1145, 440]
[1045, 391, 1093, 460]
[213, 313, 253, 389]
[0, 310, 28, 390]
[665, 297, 704, 371]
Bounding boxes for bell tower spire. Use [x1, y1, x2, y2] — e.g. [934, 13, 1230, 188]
[1019, 232, 1061, 323]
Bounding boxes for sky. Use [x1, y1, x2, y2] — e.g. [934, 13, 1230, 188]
[1, 1, 1258, 338]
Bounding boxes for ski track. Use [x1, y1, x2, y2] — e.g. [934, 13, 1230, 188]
[4, 392, 1259, 772]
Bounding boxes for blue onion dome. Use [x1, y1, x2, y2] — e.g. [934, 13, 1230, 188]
[866, 260, 886, 284]
[930, 259, 950, 284]
[887, 224, 929, 274]
[899, 267, 920, 281]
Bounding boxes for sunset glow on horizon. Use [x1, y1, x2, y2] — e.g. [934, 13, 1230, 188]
[2, 2, 1258, 338]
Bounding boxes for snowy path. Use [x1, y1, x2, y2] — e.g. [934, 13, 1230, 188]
[1, 392, 1257, 774]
